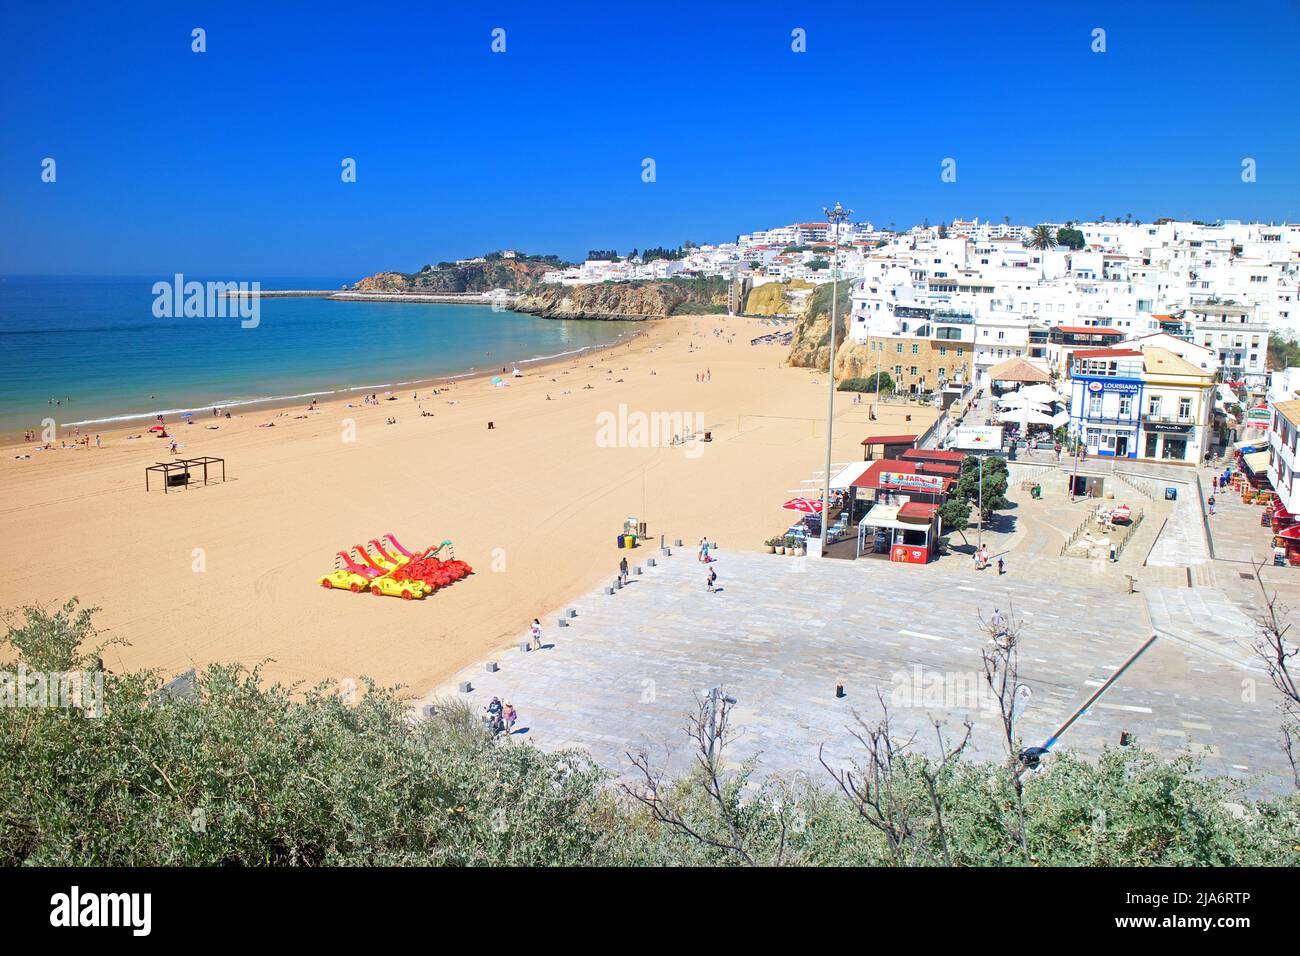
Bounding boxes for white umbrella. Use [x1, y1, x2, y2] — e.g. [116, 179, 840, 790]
[996, 408, 1056, 426]
[1019, 383, 1065, 405]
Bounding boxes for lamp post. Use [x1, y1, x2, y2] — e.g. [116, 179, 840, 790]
[820, 201, 852, 550]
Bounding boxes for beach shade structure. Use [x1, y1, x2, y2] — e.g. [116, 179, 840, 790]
[782, 497, 824, 514]
[145, 456, 226, 494]
[149, 425, 166, 432]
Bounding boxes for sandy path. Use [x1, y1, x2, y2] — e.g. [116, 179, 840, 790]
[0, 315, 935, 697]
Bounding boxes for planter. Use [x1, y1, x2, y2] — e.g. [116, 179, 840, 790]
[765, 545, 775, 554]
[776, 546, 785, 555]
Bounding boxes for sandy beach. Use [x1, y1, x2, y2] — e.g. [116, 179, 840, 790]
[0, 314, 935, 697]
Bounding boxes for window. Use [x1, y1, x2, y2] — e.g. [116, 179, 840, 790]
[1148, 395, 1161, 416]
[910, 366, 918, 376]
[938, 346, 947, 356]
[1119, 396, 1132, 417]
[1088, 395, 1102, 418]
[911, 344, 919, 354]
[1179, 397, 1191, 419]
[896, 343, 903, 353]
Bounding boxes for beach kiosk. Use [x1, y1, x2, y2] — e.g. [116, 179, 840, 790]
[849, 460, 949, 561]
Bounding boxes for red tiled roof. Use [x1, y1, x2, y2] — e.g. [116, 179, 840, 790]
[861, 434, 918, 446]
[898, 502, 940, 520]
[852, 459, 953, 493]
[902, 449, 966, 464]
[1073, 348, 1142, 359]
[918, 462, 961, 475]
[1057, 326, 1122, 335]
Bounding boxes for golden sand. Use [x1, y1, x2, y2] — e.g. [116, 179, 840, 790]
[0, 315, 935, 697]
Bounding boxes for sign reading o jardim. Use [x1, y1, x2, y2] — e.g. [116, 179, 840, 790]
[880, 472, 945, 492]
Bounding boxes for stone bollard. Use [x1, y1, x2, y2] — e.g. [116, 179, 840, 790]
[634, 566, 642, 575]
[519, 641, 530, 652]
[566, 608, 577, 618]
[604, 587, 614, 595]
[662, 547, 671, 557]
[674, 538, 683, 547]
[647, 558, 656, 567]
[457, 681, 472, 694]
[558, 617, 569, 627]
[485, 661, 499, 673]
[614, 578, 623, 589]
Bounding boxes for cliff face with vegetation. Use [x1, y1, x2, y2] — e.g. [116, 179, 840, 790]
[352, 255, 565, 295]
[514, 277, 729, 320]
[785, 282, 872, 377]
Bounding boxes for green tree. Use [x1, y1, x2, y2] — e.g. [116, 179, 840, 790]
[1056, 226, 1086, 250]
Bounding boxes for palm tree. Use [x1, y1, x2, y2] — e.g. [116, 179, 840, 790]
[1027, 224, 1056, 250]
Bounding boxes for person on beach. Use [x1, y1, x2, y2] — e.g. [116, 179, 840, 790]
[618, 557, 628, 585]
[702, 538, 711, 562]
[530, 618, 542, 650]
[1208, 495, 1216, 516]
[706, 567, 717, 593]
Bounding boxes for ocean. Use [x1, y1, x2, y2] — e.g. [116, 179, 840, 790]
[0, 276, 637, 432]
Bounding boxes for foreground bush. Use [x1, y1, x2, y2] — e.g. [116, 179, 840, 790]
[2, 602, 1296, 866]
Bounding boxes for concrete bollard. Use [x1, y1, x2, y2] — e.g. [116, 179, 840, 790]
[634, 565, 642, 575]
[566, 608, 577, 618]
[558, 617, 569, 627]
[421, 703, 436, 717]
[604, 587, 614, 595]
[614, 578, 623, 589]
[674, 538, 683, 547]
[661, 547, 671, 557]
[457, 681, 472, 694]
[647, 558, 656, 567]
[519, 642, 530, 652]
[485, 661, 499, 673]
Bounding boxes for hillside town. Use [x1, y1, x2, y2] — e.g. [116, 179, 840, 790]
[542, 217, 1300, 469]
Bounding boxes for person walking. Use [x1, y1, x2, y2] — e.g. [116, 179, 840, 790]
[997, 556, 1005, 576]
[501, 700, 517, 736]
[1208, 495, 1216, 516]
[990, 608, 1005, 639]
[530, 618, 542, 650]
[701, 538, 711, 562]
[618, 557, 629, 585]
[706, 567, 717, 593]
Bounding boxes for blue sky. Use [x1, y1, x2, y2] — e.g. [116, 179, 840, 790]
[2, 1, 1297, 278]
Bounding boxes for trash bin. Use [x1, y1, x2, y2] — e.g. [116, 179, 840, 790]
[1165, 487, 1177, 501]
[616, 534, 626, 548]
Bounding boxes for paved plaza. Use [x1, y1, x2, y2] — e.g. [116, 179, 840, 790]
[430, 539, 1296, 797]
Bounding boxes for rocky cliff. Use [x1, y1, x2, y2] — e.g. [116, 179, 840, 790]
[513, 277, 729, 320]
[785, 282, 873, 377]
[352, 256, 563, 295]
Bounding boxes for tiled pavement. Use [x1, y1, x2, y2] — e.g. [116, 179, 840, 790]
[429, 548, 1295, 797]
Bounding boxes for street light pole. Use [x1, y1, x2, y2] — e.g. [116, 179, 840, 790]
[820, 202, 852, 551]
[977, 454, 984, 552]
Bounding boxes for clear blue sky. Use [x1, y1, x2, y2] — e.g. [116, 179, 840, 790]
[2, 1, 1297, 279]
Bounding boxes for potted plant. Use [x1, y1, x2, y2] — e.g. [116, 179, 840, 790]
[784, 536, 799, 555]
[764, 537, 777, 554]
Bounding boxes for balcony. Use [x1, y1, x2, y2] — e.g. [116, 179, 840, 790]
[1141, 412, 1196, 426]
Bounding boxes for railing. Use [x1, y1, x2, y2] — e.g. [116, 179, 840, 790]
[1141, 413, 1196, 425]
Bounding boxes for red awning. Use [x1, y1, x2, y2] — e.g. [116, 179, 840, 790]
[861, 434, 917, 446]
[1277, 525, 1300, 541]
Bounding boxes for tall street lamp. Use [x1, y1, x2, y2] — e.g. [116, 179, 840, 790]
[820, 201, 852, 551]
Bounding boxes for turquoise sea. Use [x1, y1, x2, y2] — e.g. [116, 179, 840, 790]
[0, 276, 637, 432]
